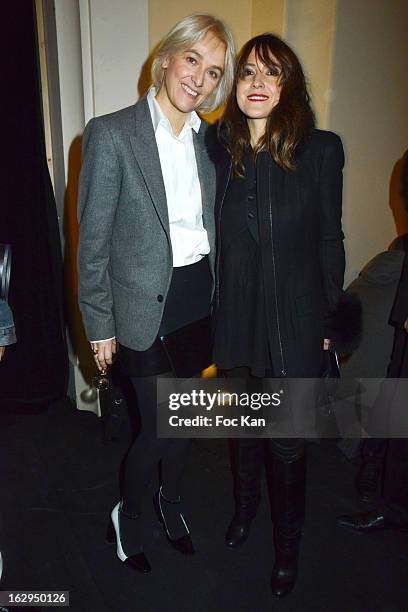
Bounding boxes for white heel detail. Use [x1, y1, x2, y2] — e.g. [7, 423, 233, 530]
[158, 486, 190, 536]
[111, 502, 127, 562]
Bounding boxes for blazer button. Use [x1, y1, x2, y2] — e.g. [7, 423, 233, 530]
[247, 211, 255, 219]
[247, 194, 255, 201]
[157, 294, 164, 302]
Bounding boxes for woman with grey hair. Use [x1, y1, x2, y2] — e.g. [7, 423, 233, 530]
[78, 14, 234, 573]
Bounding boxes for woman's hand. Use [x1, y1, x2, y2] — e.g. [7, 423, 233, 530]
[323, 338, 331, 351]
[404, 318, 408, 333]
[91, 339, 117, 372]
[0, 346, 5, 361]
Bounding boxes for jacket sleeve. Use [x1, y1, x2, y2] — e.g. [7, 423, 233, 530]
[389, 252, 408, 325]
[318, 132, 346, 339]
[77, 117, 122, 341]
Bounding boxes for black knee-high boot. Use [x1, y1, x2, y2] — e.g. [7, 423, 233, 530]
[225, 439, 263, 547]
[267, 453, 306, 598]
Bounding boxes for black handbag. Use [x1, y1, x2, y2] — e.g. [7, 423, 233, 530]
[317, 349, 340, 426]
[321, 349, 340, 379]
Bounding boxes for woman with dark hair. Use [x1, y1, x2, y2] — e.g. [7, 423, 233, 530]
[213, 34, 345, 597]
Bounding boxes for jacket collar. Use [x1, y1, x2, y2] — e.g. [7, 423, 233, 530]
[129, 95, 213, 238]
[129, 96, 169, 233]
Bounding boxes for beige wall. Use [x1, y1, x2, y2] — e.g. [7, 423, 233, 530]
[149, 0, 285, 55]
[328, 0, 408, 283]
[284, 0, 337, 128]
[149, 0, 408, 284]
[149, 0, 251, 51]
[252, 0, 285, 36]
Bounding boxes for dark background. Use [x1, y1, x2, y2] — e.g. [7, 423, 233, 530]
[0, 0, 68, 405]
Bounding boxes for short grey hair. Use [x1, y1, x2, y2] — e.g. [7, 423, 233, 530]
[151, 14, 235, 113]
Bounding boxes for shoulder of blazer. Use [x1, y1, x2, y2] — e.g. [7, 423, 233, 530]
[294, 129, 344, 176]
[306, 129, 344, 161]
[86, 96, 151, 138]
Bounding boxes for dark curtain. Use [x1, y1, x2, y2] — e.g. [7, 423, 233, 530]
[0, 1, 68, 404]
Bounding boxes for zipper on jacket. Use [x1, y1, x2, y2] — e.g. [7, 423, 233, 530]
[215, 161, 232, 309]
[268, 165, 287, 376]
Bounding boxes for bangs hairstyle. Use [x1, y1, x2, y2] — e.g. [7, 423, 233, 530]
[151, 14, 235, 113]
[221, 33, 315, 174]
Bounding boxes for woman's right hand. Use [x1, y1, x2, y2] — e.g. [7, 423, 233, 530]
[0, 346, 5, 361]
[91, 339, 117, 372]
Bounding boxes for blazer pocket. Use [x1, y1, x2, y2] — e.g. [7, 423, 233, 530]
[111, 274, 138, 295]
[295, 292, 325, 317]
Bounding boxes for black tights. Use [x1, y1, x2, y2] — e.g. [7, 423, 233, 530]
[121, 374, 190, 516]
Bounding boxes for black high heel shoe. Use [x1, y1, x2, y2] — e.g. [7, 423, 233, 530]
[225, 510, 254, 548]
[270, 531, 301, 598]
[106, 502, 151, 573]
[153, 487, 195, 555]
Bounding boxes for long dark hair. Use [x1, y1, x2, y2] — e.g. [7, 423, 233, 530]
[220, 33, 315, 174]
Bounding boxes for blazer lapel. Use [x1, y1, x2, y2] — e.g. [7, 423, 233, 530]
[193, 128, 215, 233]
[129, 97, 169, 233]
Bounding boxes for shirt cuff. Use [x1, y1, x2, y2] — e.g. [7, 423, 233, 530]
[90, 337, 116, 343]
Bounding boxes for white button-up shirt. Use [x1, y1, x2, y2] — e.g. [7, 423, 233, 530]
[147, 87, 210, 267]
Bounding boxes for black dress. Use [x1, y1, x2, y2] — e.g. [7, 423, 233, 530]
[214, 152, 272, 377]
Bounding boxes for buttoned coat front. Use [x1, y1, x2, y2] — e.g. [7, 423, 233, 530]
[78, 95, 216, 351]
[212, 129, 345, 377]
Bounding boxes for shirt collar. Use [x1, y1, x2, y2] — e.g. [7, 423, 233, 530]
[147, 86, 201, 137]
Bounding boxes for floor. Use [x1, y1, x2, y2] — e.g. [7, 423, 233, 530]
[0, 397, 407, 612]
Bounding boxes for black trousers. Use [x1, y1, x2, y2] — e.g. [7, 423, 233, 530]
[119, 257, 212, 514]
[381, 439, 408, 524]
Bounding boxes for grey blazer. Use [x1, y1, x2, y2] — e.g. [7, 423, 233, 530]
[78, 95, 216, 351]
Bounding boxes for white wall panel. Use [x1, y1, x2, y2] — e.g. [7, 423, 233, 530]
[85, 0, 149, 118]
[53, 0, 149, 411]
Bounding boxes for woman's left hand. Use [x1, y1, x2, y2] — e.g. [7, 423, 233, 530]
[323, 338, 331, 350]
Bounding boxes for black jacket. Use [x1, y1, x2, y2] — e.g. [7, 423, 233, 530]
[389, 251, 408, 376]
[388, 153, 408, 376]
[212, 129, 345, 377]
